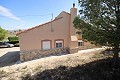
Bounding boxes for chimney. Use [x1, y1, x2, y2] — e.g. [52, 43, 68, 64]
[73, 3, 75, 8]
[68, 3, 78, 48]
[70, 3, 77, 36]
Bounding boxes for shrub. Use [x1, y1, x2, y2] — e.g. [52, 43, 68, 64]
[8, 36, 19, 42]
[8, 36, 19, 44]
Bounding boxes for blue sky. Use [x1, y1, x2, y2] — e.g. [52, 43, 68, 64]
[0, 0, 79, 30]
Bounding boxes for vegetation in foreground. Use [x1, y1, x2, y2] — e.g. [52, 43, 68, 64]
[22, 51, 120, 80]
[74, 0, 120, 64]
[0, 27, 7, 41]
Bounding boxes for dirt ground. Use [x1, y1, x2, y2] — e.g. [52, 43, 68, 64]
[0, 48, 105, 80]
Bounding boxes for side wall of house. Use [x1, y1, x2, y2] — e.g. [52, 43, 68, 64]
[19, 13, 70, 51]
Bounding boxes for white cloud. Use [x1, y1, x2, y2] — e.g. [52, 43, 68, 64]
[0, 5, 22, 21]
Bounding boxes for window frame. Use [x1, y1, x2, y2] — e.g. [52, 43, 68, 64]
[78, 40, 84, 46]
[54, 39, 64, 48]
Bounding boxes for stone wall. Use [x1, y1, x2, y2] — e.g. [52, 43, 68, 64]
[20, 46, 97, 62]
[20, 48, 70, 62]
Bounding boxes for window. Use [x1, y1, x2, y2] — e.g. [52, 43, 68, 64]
[56, 43, 62, 48]
[42, 40, 51, 50]
[78, 42, 83, 46]
[78, 40, 83, 46]
[55, 40, 63, 48]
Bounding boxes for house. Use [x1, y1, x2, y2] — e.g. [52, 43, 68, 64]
[17, 4, 94, 62]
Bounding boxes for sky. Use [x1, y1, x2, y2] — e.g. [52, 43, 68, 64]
[0, 0, 79, 30]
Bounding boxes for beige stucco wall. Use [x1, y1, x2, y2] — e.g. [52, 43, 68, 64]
[19, 12, 71, 51]
[84, 41, 95, 47]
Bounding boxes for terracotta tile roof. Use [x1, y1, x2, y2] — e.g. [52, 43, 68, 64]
[16, 17, 63, 35]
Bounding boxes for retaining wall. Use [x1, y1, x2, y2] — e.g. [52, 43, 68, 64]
[20, 46, 96, 62]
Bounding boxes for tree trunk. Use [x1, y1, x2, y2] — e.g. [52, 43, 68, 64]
[113, 49, 119, 60]
[112, 45, 119, 79]
[113, 45, 119, 69]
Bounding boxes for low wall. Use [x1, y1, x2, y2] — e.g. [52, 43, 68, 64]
[20, 46, 97, 62]
[20, 48, 70, 62]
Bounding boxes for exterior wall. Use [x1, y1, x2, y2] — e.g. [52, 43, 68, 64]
[84, 41, 95, 47]
[19, 12, 70, 51]
[70, 41, 78, 48]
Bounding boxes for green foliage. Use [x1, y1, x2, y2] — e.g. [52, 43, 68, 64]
[8, 36, 19, 44]
[74, 16, 109, 46]
[8, 36, 19, 42]
[0, 27, 7, 41]
[74, 0, 120, 48]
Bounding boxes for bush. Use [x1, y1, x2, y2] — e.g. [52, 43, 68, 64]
[8, 36, 19, 42]
[8, 36, 19, 44]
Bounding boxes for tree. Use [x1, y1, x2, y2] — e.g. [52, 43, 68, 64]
[0, 27, 7, 41]
[73, 0, 120, 63]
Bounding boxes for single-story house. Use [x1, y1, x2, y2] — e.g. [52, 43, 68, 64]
[17, 4, 94, 61]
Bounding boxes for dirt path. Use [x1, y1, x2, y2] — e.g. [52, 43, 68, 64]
[0, 48, 105, 80]
[0, 47, 20, 67]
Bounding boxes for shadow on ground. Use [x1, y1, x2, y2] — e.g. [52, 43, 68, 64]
[22, 58, 120, 80]
[0, 51, 20, 67]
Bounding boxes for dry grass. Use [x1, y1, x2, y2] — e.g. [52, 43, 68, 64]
[0, 69, 7, 78]
[23, 58, 120, 80]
